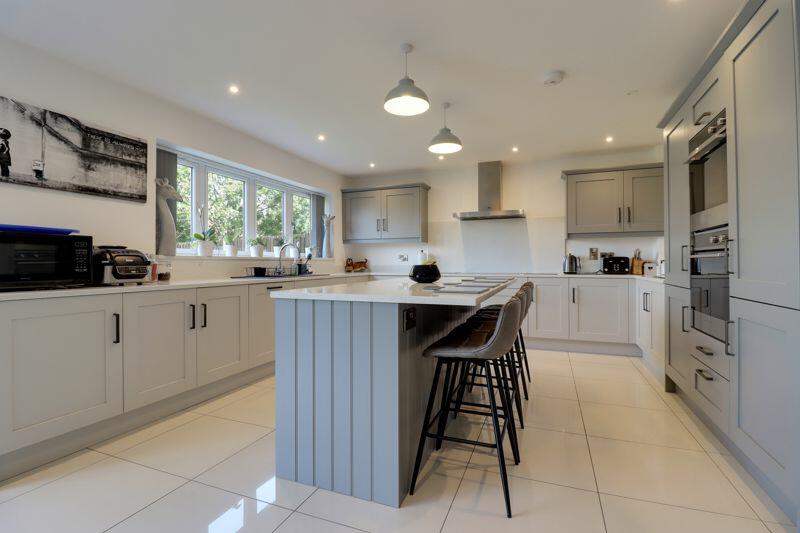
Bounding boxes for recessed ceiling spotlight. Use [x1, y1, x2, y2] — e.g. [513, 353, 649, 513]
[228, 84, 240, 94]
[625, 89, 639, 96]
[438, 155, 445, 160]
[511, 146, 519, 152]
[369, 162, 375, 168]
[317, 134, 326, 141]
[605, 136, 614, 143]
[542, 70, 565, 86]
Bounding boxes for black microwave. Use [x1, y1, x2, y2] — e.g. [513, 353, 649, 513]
[0, 231, 93, 289]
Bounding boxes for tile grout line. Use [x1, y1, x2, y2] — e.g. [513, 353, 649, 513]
[438, 414, 487, 533]
[100, 478, 193, 532]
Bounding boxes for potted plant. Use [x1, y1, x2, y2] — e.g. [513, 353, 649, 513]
[272, 236, 285, 257]
[223, 230, 240, 257]
[248, 237, 266, 258]
[193, 228, 216, 257]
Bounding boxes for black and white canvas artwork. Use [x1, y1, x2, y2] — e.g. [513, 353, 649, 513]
[0, 96, 147, 202]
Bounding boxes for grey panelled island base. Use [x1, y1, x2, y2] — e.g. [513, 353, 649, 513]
[271, 277, 510, 507]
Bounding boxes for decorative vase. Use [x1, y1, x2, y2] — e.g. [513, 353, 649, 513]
[197, 241, 215, 257]
[321, 213, 335, 259]
[155, 177, 183, 256]
[250, 245, 264, 257]
[223, 244, 238, 257]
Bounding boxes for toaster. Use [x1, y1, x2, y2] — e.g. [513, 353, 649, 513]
[92, 246, 151, 285]
[602, 256, 630, 275]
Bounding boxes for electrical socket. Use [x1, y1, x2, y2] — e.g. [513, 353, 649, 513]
[398, 254, 409, 262]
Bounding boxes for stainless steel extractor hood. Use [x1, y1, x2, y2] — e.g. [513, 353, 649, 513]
[453, 161, 526, 220]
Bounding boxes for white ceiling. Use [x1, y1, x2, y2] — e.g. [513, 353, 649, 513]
[0, 0, 743, 176]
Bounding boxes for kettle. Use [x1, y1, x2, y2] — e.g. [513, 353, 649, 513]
[563, 253, 580, 274]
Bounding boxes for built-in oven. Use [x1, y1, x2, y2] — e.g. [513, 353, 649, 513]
[688, 109, 728, 232]
[690, 225, 730, 342]
[0, 231, 93, 289]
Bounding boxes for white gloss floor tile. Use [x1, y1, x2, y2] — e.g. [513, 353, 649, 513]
[580, 402, 702, 450]
[108, 480, 291, 532]
[571, 361, 648, 384]
[196, 431, 316, 510]
[209, 386, 277, 428]
[276, 512, 365, 532]
[575, 377, 668, 410]
[589, 437, 756, 518]
[569, 352, 634, 366]
[442, 467, 606, 532]
[530, 373, 579, 401]
[527, 349, 570, 362]
[90, 411, 201, 455]
[0, 457, 185, 533]
[519, 396, 585, 434]
[427, 413, 485, 466]
[251, 374, 276, 389]
[601, 493, 770, 533]
[675, 411, 731, 455]
[188, 384, 264, 414]
[530, 357, 574, 377]
[117, 415, 270, 478]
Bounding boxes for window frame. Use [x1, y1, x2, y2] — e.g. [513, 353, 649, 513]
[171, 150, 325, 257]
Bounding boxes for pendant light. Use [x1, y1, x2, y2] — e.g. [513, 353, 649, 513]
[383, 43, 430, 116]
[428, 102, 462, 154]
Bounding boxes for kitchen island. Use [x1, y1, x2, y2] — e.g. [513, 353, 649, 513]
[271, 277, 511, 507]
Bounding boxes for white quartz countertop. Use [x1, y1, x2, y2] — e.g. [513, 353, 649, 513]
[270, 277, 512, 306]
[0, 272, 372, 302]
[371, 272, 665, 283]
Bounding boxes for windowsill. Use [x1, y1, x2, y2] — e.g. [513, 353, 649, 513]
[164, 253, 336, 262]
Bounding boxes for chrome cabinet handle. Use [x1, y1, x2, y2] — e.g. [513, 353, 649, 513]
[695, 345, 714, 356]
[189, 304, 196, 330]
[627, 206, 632, 223]
[694, 111, 712, 125]
[681, 306, 690, 333]
[725, 321, 735, 356]
[680, 245, 689, 272]
[695, 368, 714, 381]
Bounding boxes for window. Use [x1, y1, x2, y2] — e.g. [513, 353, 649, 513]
[167, 149, 326, 257]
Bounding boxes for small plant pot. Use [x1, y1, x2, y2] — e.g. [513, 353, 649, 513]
[249, 245, 264, 257]
[272, 246, 282, 257]
[223, 244, 238, 257]
[196, 241, 215, 257]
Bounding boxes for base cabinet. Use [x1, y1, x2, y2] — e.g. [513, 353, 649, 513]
[528, 278, 570, 339]
[197, 286, 249, 386]
[665, 285, 693, 389]
[568, 278, 629, 343]
[636, 282, 665, 373]
[122, 289, 197, 411]
[729, 298, 800, 504]
[0, 294, 123, 454]
[249, 281, 293, 367]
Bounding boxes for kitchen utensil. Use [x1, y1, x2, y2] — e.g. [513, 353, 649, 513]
[631, 248, 645, 275]
[563, 254, 580, 274]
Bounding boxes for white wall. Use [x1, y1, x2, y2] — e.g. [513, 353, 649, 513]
[0, 36, 347, 270]
[345, 146, 664, 273]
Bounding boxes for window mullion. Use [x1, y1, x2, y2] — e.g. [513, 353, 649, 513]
[284, 193, 294, 245]
[245, 177, 256, 251]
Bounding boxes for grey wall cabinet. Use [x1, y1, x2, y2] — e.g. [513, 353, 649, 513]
[342, 184, 429, 243]
[726, 0, 800, 310]
[663, 107, 691, 289]
[566, 167, 663, 235]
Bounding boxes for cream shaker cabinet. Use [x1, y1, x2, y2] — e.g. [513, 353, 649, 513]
[726, 0, 800, 310]
[197, 285, 249, 386]
[568, 278, 630, 343]
[342, 184, 429, 243]
[249, 281, 293, 367]
[663, 109, 691, 289]
[665, 285, 693, 390]
[528, 277, 570, 339]
[0, 294, 123, 454]
[122, 289, 197, 411]
[623, 168, 664, 232]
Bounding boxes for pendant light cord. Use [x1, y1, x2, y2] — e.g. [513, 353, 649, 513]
[404, 50, 408, 77]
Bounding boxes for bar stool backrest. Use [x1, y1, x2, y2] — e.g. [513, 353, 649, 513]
[473, 296, 521, 360]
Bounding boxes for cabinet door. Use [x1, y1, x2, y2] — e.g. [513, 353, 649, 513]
[665, 285, 693, 389]
[343, 190, 382, 241]
[727, 0, 800, 310]
[664, 112, 691, 288]
[122, 289, 197, 411]
[381, 187, 421, 240]
[0, 294, 123, 454]
[528, 278, 569, 339]
[635, 284, 652, 350]
[650, 287, 666, 368]
[568, 278, 629, 343]
[567, 172, 624, 234]
[197, 286, 249, 386]
[623, 168, 664, 232]
[729, 298, 800, 500]
[249, 281, 293, 367]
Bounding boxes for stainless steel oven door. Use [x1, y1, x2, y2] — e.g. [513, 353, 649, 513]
[690, 249, 729, 342]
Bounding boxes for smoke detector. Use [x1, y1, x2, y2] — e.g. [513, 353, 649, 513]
[542, 70, 565, 86]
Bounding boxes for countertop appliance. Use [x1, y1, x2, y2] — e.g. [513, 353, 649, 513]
[563, 253, 580, 274]
[690, 225, 730, 342]
[688, 109, 728, 231]
[602, 256, 631, 274]
[0, 230, 92, 290]
[92, 246, 151, 285]
[409, 263, 441, 283]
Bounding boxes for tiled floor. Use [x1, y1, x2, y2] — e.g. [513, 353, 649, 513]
[0, 353, 795, 532]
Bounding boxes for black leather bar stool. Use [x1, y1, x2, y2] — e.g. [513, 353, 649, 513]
[410, 297, 522, 518]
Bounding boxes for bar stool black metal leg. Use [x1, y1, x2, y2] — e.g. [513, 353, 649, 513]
[410, 359, 443, 495]
[519, 332, 532, 382]
[513, 337, 529, 400]
[453, 361, 470, 419]
[504, 352, 525, 430]
[485, 361, 512, 518]
[435, 360, 457, 450]
[496, 359, 521, 465]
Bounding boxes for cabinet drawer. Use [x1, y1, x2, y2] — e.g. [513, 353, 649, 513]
[688, 358, 729, 434]
[691, 75, 723, 128]
[689, 328, 730, 380]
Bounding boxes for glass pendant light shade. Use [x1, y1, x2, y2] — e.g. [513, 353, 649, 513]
[384, 77, 430, 116]
[428, 102, 463, 154]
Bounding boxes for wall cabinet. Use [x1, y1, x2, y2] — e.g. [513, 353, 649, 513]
[122, 289, 197, 411]
[249, 281, 293, 367]
[665, 285, 693, 390]
[566, 167, 663, 235]
[726, 0, 800, 310]
[342, 184, 429, 243]
[197, 286, 249, 386]
[528, 278, 570, 339]
[568, 278, 630, 343]
[729, 297, 799, 505]
[0, 294, 123, 454]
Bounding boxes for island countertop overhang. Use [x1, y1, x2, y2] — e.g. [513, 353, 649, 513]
[270, 277, 513, 306]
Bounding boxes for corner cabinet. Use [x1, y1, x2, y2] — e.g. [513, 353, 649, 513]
[342, 184, 429, 243]
[566, 166, 663, 235]
[0, 294, 123, 454]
